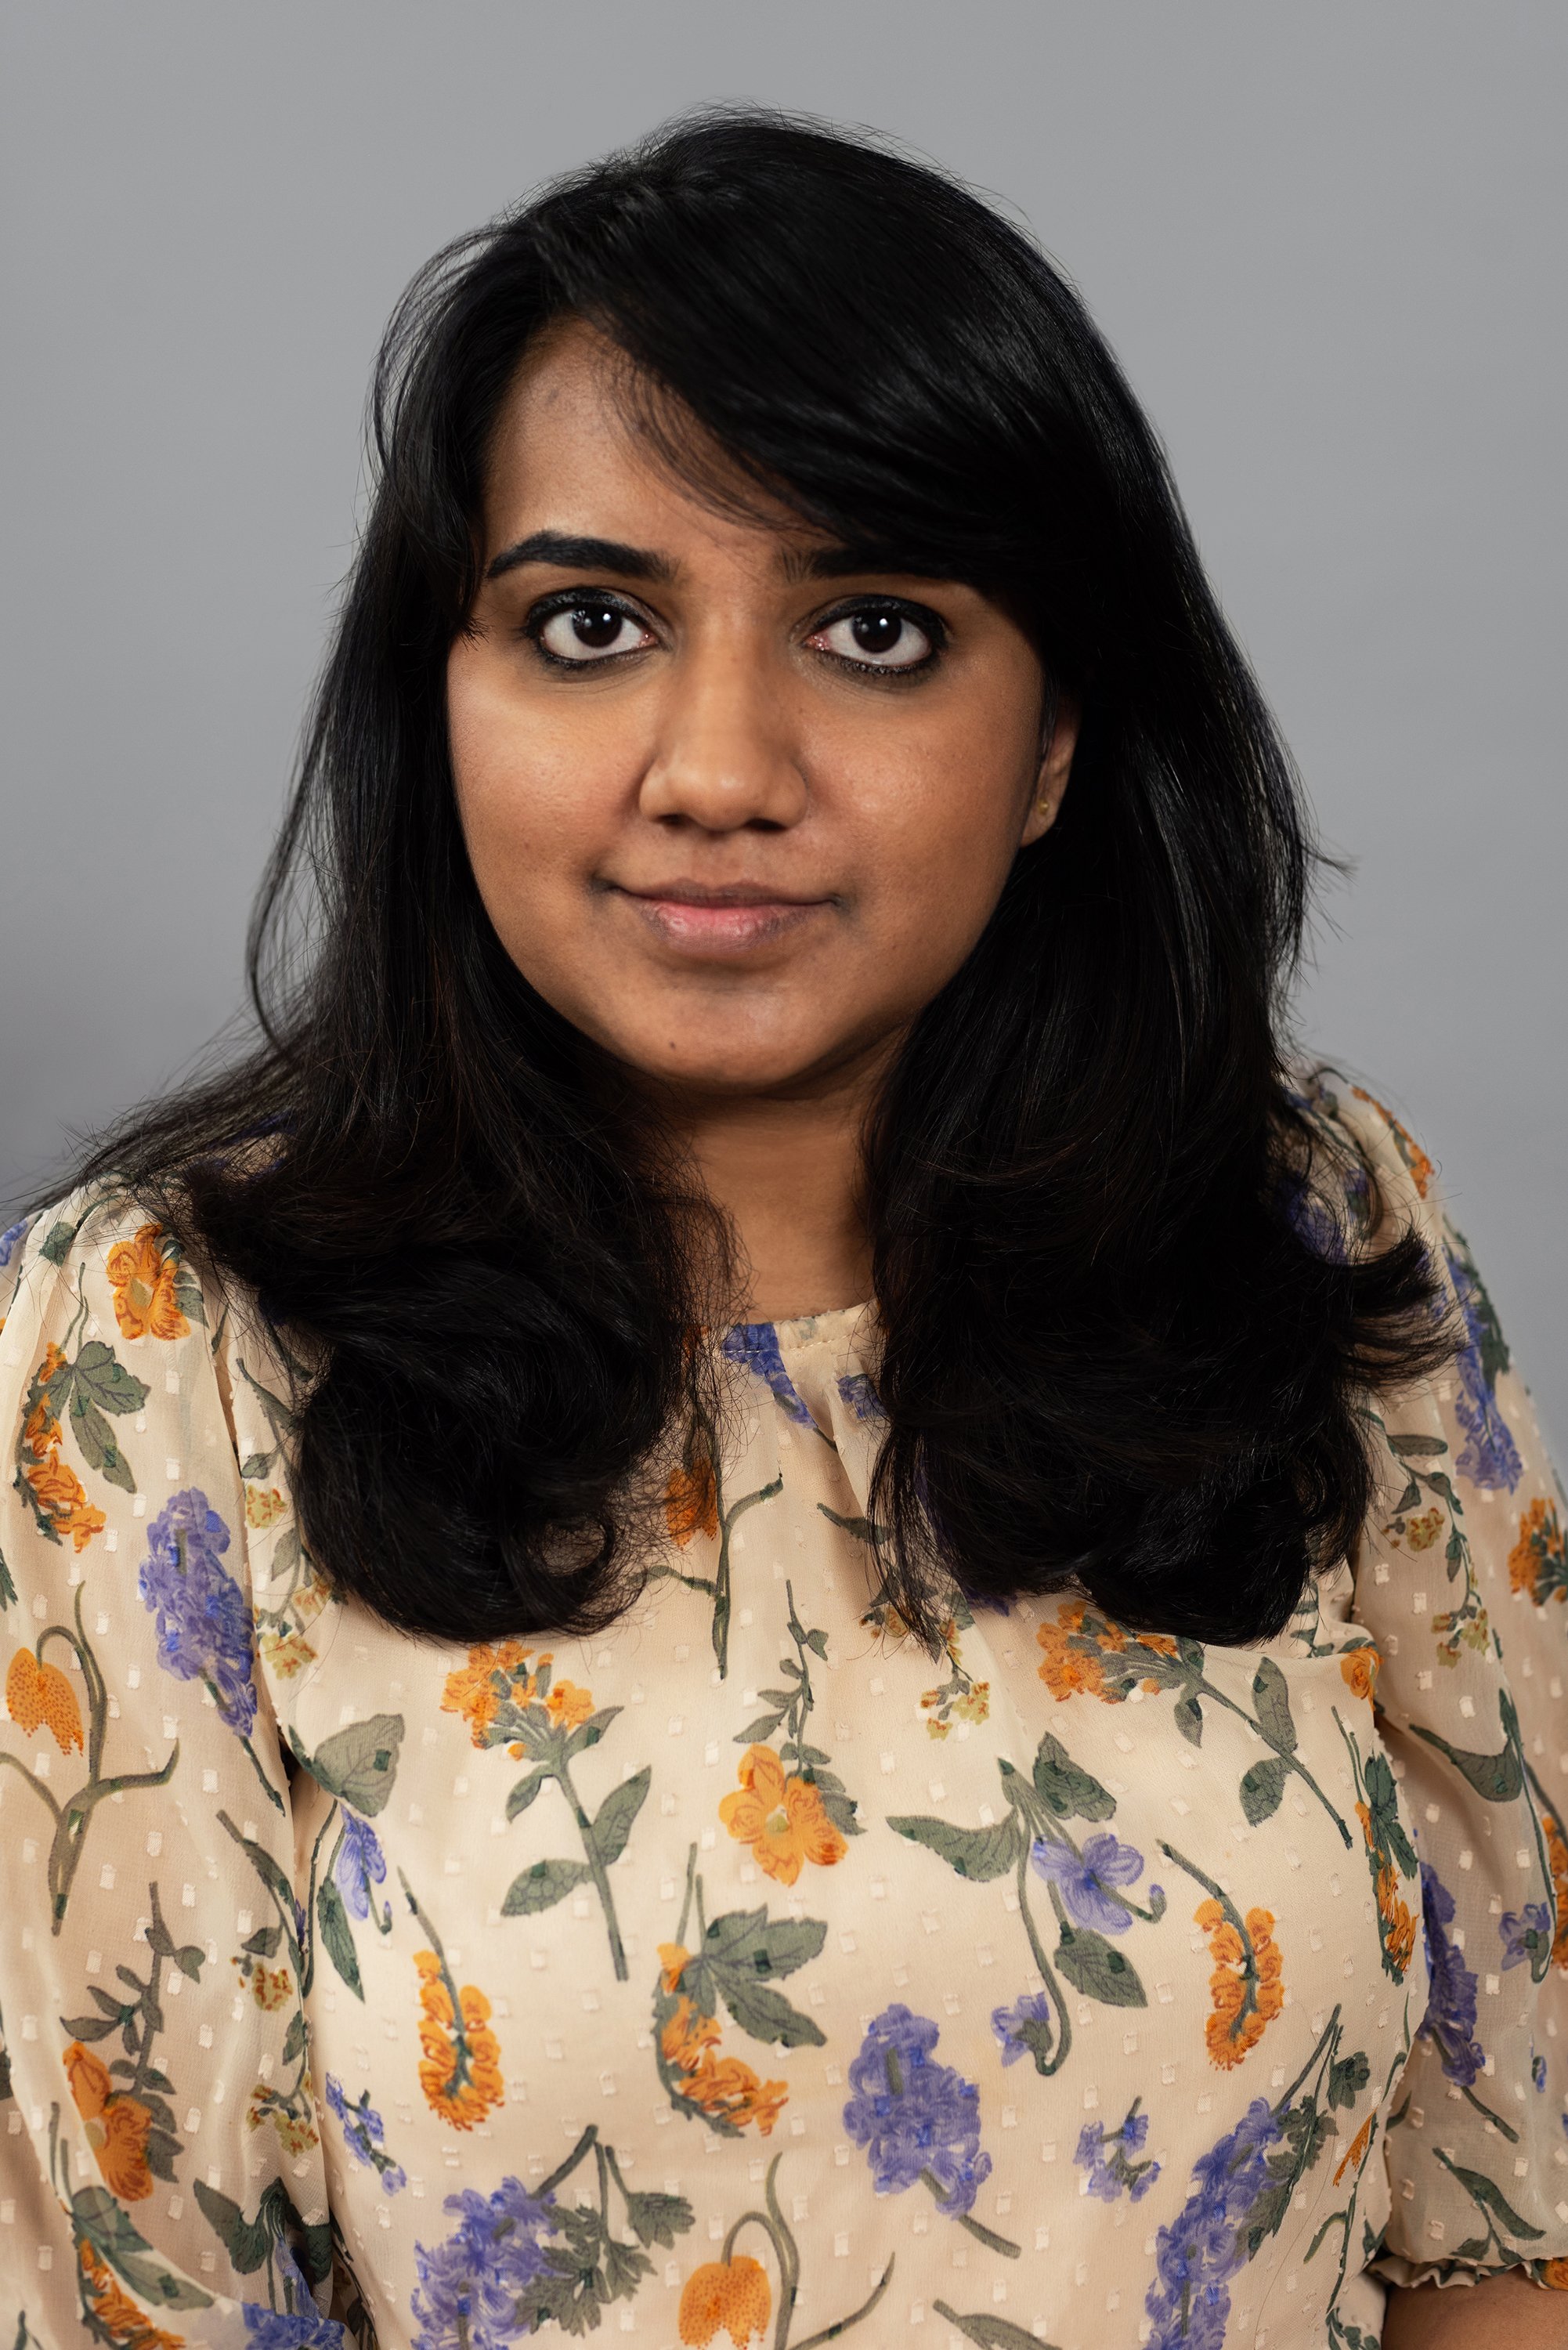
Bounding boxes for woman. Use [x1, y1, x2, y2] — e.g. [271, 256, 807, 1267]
[1, 108, 1562, 2350]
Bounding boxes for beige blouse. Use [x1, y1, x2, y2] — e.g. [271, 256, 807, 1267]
[2, 1072, 1566, 2350]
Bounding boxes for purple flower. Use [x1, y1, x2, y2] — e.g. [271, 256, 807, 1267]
[324, 2071, 406, 2195]
[335, 1810, 389, 1925]
[243, 2241, 345, 2347]
[836, 1371, 887, 1423]
[138, 1488, 256, 1735]
[1446, 1243, 1521, 1492]
[0, 1217, 28, 1269]
[991, 1990, 1054, 2071]
[721, 1322, 814, 1426]
[1500, 1903, 1552, 1972]
[844, 2003, 992, 2218]
[1076, 2099, 1160, 2204]
[411, 2178, 562, 2350]
[1418, 1861, 1484, 2087]
[1031, 1832, 1144, 1932]
[1144, 2097, 1282, 2350]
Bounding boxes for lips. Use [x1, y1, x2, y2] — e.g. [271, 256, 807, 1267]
[614, 884, 829, 956]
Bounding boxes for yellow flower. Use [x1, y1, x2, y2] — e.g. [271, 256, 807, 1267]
[105, 1222, 190, 1343]
[6, 1645, 85, 1753]
[63, 2039, 154, 2201]
[546, 1678, 594, 1732]
[415, 1950, 505, 2131]
[1339, 1647, 1379, 1705]
[679, 2255, 771, 2347]
[1195, 1900, 1284, 2069]
[718, 1744, 846, 1885]
[244, 1484, 288, 1529]
[258, 1628, 317, 1679]
[440, 1639, 534, 1744]
[251, 1965, 294, 2012]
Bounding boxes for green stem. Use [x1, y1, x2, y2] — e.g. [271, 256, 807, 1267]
[792, 2256, 894, 2350]
[712, 1473, 784, 1679]
[556, 1758, 628, 1981]
[1458, 2081, 1520, 2145]
[537, 2121, 598, 2201]
[1196, 1676, 1353, 1846]
[916, 2171, 1020, 2258]
[1012, 1842, 1071, 2076]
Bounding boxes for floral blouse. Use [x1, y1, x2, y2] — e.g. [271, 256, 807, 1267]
[2, 1073, 1566, 2350]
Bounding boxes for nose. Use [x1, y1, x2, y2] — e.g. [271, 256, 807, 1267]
[638, 631, 808, 832]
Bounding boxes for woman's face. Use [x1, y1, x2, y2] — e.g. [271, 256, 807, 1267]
[448, 319, 1075, 1105]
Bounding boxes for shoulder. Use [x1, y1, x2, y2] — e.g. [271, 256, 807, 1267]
[1281, 1058, 1449, 1256]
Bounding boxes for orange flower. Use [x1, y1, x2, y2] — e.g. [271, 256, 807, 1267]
[657, 1943, 691, 1993]
[1509, 1497, 1567, 1606]
[22, 1448, 107, 1553]
[1334, 2110, 1375, 2186]
[78, 2240, 184, 2350]
[718, 1745, 846, 1885]
[1541, 1808, 1568, 1972]
[440, 1639, 533, 1743]
[1356, 1803, 1418, 1977]
[105, 1222, 190, 1343]
[679, 2254, 771, 2347]
[546, 1679, 594, 1732]
[665, 1452, 719, 1548]
[661, 1996, 787, 2135]
[22, 1347, 65, 1459]
[661, 1995, 723, 2071]
[1541, 2258, 1568, 2290]
[1196, 1899, 1284, 2069]
[6, 1646, 85, 1752]
[1339, 1647, 1380, 1704]
[63, 2039, 154, 2201]
[415, 1950, 504, 2130]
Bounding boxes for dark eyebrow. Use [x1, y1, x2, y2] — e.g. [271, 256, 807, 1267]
[486, 530, 678, 584]
[782, 539, 963, 584]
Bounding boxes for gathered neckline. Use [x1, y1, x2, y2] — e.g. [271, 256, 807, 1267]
[710, 1297, 878, 1347]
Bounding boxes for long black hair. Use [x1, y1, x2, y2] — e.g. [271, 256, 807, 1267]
[72, 105, 1451, 1650]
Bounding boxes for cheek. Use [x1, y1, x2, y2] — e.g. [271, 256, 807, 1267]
[845, 739, 1031, 993]
[446, 653, 628, 924]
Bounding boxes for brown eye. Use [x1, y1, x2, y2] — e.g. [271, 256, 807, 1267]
[811, 607, 935, 672]
[536, 603, 656, 663]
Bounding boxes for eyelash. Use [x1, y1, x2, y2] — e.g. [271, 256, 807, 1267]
[518, 590, 948, 682]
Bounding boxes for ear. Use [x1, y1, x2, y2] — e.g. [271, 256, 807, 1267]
[1019, 692, 1081, 848]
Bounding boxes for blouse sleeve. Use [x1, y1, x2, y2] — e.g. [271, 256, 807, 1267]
[0, 1191, 341, 2346]
[1328, 1081, 1568, 2295]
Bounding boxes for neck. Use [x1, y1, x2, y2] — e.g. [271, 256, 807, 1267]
[653, 1053, 888, 1325]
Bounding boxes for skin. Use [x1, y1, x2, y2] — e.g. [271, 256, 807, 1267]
[446, 320, 1563, 2343]
[447, 316, 1075, 1320]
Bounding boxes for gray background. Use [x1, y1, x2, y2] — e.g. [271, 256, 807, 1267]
[2, 4, 1563, 1446]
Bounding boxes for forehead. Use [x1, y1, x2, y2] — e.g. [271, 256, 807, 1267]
[481, 317, 815, 566]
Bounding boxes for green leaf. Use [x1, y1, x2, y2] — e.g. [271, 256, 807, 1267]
[506, 1769, 551, 1820]
[1386, 1432, 1449, 1459]
[1240, 1755, 1289, 1825]
[74, 2188, 213, 2307]
[1251, 1657, 1297, 1753]
[192, 2178, 270, 2271]
[735, 1714, 786, 1745]
[58, 2011, 118, 2041]
[243, 1924, 282, 1958]
[72, 1340, 149, 1417]
[175, 1943, 204, 1982]
[1409, 1716, 1522, 1803]
[172, 1269, 208, 1326]
[281, 2008, 305, 2066]
[564, 1705, 620, 1759]
[803, 1627, 829, 1659]
[1443, 2161, 1545, 2242]
[501, 1857, 593, 1916]
[1031, 1732, 1116, 1821]
[1328, 2052, 1371, 2110]
[713, 1972, 826, 2049]
[316, 1878, 363, 2001]
[239, 1452, 273, 1481]
[305, 1715, 405, 1816]
[39, 1220, 81, 1266]
[887, 1813, 1022, 1882]
[67, 1390, 135, 1491]
[620, 2186, 695, 2249]
[0, 1542, 15, 1608]
[931, 2310, 1060, 2350]
[701, 1908, 826, 1981]
[1055, 1927, 1147, 2008]
[1173, 1692, 1204, 1746]
[588, 1768, 650, 1869]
